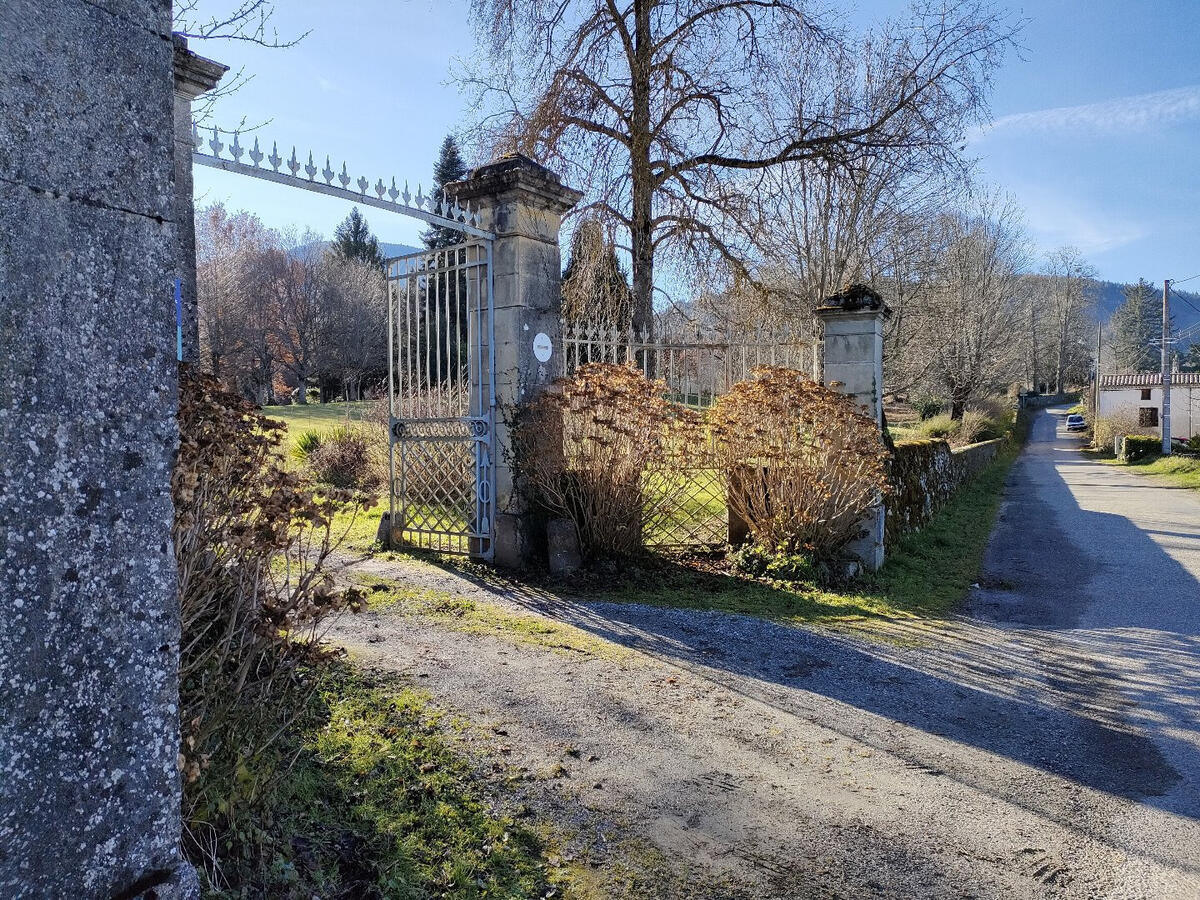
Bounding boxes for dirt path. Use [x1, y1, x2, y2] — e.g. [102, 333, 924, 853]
[328, 409, 1200, 898]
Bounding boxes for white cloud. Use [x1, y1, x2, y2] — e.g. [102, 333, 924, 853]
[1018, 189, 1147, 256]
[975, 84, 1200, 140]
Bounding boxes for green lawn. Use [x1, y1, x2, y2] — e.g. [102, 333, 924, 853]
[264, 400, 378, 441]
[586, 447, 1018, 631]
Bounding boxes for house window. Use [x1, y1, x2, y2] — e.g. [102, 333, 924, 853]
[1140, 407, 1159, 427]
[1141, 389, 1152, 400]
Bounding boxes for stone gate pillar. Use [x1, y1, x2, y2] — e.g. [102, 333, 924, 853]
[1, 1, 195, 897]
[816, 284, 890, 572]
[451, 155, 581, 567]
[815, 284, 888, 427]
[173, 36, 227, 364]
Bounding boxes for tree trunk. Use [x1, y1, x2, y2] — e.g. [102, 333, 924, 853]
[629, 0, 654, 343]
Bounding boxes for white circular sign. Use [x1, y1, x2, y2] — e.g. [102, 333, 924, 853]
[533, 332, 553, 363]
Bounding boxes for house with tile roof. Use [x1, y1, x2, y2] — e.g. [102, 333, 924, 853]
[1098, 372, 1200, 440]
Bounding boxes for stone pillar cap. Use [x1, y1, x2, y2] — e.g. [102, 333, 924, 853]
[450, 153, 582, 213]
[815, 283, 891, 318]
[173, 34, 228, 99]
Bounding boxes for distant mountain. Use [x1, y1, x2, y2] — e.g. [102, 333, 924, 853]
[288, 240, 421, 261]
[1091, 279, 1200, 342]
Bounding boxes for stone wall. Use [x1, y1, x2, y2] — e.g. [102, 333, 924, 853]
[0, 1, 189, 896]
[886, 438, 1004, 546]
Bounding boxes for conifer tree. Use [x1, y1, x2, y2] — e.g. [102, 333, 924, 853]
[332, 207, 383, 268]
[423, 136, 470, 250]
[1110, 279, 1161, 373]
[562, 219, 632, 331]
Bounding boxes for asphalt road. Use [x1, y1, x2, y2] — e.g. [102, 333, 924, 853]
[332, 406, 1200, 898]
[969, 405, 1200, 897]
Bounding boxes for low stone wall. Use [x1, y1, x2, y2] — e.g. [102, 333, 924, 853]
[886, 438, 1004, 545]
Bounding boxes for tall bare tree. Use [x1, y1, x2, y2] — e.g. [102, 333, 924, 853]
[904, 191, 1029, 418]
[464, 0, 1018, 332]
[1038, 246, 1097, 392]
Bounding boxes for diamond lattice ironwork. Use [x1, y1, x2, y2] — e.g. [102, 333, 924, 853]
[393, 420, 479, 554]
[642, 458, 728, 549]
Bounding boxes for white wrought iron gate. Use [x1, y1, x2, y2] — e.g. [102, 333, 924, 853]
[190, 123, 497, 558]
[386, 244, 495, 558]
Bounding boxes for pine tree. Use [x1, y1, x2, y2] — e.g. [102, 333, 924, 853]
[422, 136, 470, 250]
[332, 207, 383, 268]
[1110, 279, 1161, 373]
[562, 219, 632, 332]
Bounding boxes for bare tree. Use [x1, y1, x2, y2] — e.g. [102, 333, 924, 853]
[196, 203, 278, 400]
[317, 255, 388, 401]
[1039, 246, 1097, 393]
[905, 191, 1030, 418]
[463, 0, 1019, 332]
[265, 232, 326, 403]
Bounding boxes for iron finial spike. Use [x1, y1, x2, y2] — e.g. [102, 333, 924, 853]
[375, 178, 386, 199]
[249, 136, 263, 167]
[304, 151, 317, 180]
[191, 122, 201, 151]
[338, 162, 350, 189]
[230, 131, 243, 162]
[208, 126, 223, 158]
[288, 146, 300, 176]
[401, 181, 411, 206]
[388, 176, 399, 202]
[322, 155, 334, 184]
[357, 175, 369, 194]
[268, 141, 282, 171]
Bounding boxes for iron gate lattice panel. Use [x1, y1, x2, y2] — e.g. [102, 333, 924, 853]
[387, 243, 494, 557]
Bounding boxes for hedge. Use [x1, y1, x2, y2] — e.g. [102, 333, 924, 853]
[1122, 434, 1161, 462]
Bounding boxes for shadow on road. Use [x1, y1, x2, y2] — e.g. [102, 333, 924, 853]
[414, 408, 1200, 875]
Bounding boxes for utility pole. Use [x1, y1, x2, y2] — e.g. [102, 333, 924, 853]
[1093, 319, 1102, 418]
[1162, 278, 1173, 455]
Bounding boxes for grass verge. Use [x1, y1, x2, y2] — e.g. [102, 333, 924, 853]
[195, 661, 580, 899]
[355, 574, 630, 660]
[584, 447, 1019, 629]
[1098, 452, 1200, 491]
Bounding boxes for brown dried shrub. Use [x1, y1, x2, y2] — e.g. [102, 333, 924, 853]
[305, 424, 373, 489]
[710, 367, 890, 560]
[173, 366, 372, 877]
[518, 363, 690, 559]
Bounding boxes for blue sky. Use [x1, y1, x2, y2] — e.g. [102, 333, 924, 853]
[191, 0, 1200, 284]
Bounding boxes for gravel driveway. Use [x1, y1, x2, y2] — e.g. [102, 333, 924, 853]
[329, 408, 1200, 898]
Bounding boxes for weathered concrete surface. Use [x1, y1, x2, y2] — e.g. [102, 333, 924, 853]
[0, 1, 187, 897]
[328, 411, 1200, 897]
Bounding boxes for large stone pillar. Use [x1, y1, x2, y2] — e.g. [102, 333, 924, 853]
[173, 36, 226, 364]
[451, 155, 581, 567]
[816, 284, 890, 572]
[815, 284, 888, 427]
[0, 2, 193, 897]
